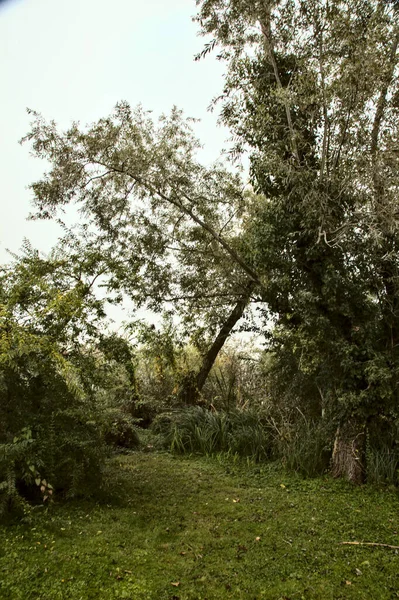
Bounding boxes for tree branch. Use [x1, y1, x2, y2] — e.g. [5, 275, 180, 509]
[370, 30, 399, 195]
[95, 161, 263, 289]
[259, 3, 300, 164]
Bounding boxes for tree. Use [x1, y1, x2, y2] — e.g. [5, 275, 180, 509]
[195, 0, 399, 481]
[21, 105, 262, 403]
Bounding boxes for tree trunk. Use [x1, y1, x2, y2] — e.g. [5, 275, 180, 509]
[179, 280, 256, 405]
[331, 417, 365, 484]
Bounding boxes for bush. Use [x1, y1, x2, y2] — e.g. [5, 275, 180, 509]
[0, 251, 117, 513]
[103, 412, 141, 450]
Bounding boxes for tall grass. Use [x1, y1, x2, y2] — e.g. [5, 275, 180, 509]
[366, 447, 399, 485]
[151, 407, 272, 462]
[279, 421, 331, 478]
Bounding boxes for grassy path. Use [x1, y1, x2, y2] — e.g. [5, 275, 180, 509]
[0, 452, 399, 599]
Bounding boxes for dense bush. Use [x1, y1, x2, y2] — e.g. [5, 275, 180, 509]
[0, 249, 134, 515]
[103, 412, 141, 450]
[0, 345, 108, 514]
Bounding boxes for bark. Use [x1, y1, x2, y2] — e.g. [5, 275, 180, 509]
[331, 417, 365, 484]
[179, 280, 256, 405]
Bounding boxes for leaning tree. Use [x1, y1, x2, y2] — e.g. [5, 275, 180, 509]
[22, 106, 263, 404]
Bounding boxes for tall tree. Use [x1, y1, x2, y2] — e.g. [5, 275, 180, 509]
[195, 0, 399, 481]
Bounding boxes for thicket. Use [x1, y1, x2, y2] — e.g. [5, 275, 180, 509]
[0, 248, 140, 517]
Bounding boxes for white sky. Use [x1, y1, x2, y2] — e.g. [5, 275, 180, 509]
[0, 0, 230, 263]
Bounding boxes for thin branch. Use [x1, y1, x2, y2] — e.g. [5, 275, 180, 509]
[332, 89, 356, 172]
[341, 542, 399, 550]
[218, 208, 240, 236]
[93, 160, 263, 289]
[318, 28, 329, 182]
[259, 3, 300, 164]
[81, 170, 114, 189]
[86, 268, 109, 292]
[370, 30, 399, 195]
[163, 292, 238, 302]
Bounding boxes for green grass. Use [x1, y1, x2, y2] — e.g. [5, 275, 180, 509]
[1, 452, 399, 599]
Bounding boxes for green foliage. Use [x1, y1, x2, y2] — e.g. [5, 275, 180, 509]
[273, 413, 333, 478]
[0, 247, 139, 512]
[366, 447, 399, 486]
[15, 0, 399, 482]
[195, 0, 399, 479]
[153, 402, 334, 477]
[132, 318, 206, 421]
[21, 103, 254, 340]
[365, 418, 399, 485]
[202, 342, 269, 410]
[103, 412, 140, 450]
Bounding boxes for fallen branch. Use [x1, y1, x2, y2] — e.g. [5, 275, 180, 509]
[341, 542, 399, 550]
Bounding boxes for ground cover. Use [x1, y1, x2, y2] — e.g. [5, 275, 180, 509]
[0, 452, 398, 599]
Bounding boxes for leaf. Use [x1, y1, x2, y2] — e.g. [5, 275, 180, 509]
[35, 478, 41, 486]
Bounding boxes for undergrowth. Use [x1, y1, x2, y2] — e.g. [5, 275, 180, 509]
[151, 406, 333, 477]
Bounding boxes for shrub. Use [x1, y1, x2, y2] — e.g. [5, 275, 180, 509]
[0, 250, 113, 513]
[103, 412, 141, 450]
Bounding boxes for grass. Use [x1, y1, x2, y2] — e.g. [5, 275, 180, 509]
[0, 452, 399, 599]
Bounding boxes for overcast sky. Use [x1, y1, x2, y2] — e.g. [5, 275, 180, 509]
[0, 0, 230, 263]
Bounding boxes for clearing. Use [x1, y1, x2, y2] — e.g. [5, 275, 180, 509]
[0, 452, 398, 599]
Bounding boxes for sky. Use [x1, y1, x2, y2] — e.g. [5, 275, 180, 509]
[0, 0, 230, 263]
